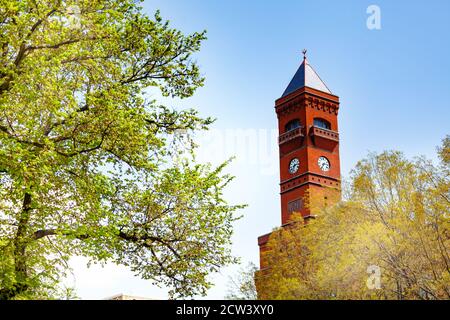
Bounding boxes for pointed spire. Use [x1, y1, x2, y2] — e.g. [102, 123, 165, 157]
[282, 50, 332, 97]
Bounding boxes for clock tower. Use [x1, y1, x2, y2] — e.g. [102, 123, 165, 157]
[258, 51, 341, 269]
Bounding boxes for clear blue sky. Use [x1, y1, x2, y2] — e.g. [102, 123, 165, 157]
[70, 0, 450, 299]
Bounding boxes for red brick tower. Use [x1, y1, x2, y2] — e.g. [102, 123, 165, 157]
[258, 51, 341, 269]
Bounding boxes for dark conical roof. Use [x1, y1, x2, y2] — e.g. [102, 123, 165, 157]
[282, 56, 332, 97]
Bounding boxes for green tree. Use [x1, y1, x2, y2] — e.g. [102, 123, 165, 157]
[225, 262, 258, 300]
[0, 0, 243, 300]
[258, 138, 449, 300]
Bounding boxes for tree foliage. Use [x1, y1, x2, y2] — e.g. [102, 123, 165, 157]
[225, 262, 258, 300]
[0, 0, 243, 299]
[258, 137, 450, 300]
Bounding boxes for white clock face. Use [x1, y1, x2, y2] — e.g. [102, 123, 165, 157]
[318, 156, 330, 172]
[289, 158, 300, 174]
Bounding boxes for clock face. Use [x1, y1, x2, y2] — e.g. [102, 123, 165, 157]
[318, 156, 330, 172]
[289, 158, 300, 174]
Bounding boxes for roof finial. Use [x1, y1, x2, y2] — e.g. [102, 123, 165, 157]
[302, 49, 307, 61]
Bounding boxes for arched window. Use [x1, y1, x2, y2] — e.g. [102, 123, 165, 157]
[285, 119, 301, 132]
[313, 118, 331, 130]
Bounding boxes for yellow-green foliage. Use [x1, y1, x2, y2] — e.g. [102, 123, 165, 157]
[259, 138, 449, 300]
[0, 0, 243, 300]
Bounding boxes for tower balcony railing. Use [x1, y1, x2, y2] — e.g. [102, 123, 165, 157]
[278, 126, 304, 145]
[310, 125, 339, 142]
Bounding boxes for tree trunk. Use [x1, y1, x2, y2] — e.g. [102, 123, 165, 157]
[0, 192, 32, 300]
